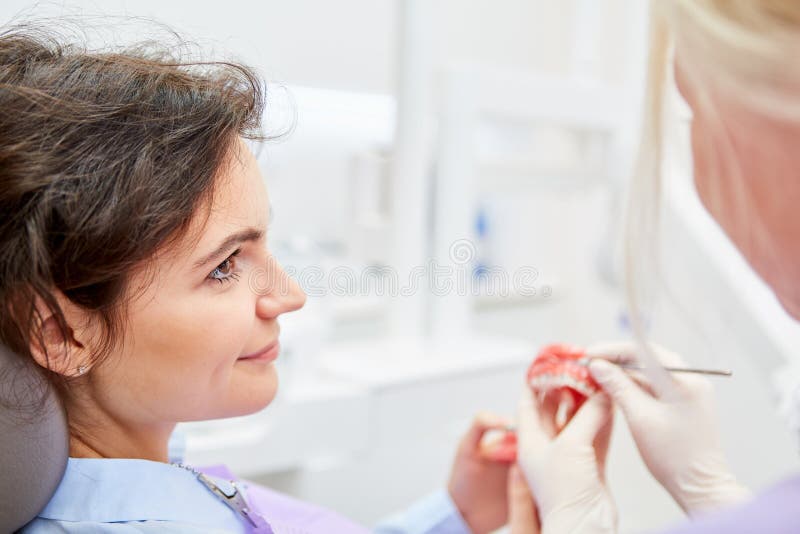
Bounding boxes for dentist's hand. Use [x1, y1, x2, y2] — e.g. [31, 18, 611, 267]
[447, 412, 515, 534]
[587, 341, 750, 516]
[516, 387, 617, 534]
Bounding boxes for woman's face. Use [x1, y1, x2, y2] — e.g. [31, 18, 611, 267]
[81, 140, 306, 432]
[675, 57, 800, 319]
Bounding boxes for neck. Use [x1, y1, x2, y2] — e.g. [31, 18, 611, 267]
[66, 400, 176, 462]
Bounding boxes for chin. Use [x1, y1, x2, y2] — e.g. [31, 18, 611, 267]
[228, 365, 279, 417]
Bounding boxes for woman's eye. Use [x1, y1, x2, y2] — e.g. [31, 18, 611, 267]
[208, 249, 242, 285]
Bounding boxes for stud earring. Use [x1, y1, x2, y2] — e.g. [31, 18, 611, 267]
[76, 365, 88, 376]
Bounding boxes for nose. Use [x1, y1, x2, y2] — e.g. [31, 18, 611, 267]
[255, 256, 306, 320]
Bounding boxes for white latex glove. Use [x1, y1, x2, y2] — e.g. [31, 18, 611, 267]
[586, 341, 750, 516]
[516, 386, 617, 534]
[507, 464, 540, 534]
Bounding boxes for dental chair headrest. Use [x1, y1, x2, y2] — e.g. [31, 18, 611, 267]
[0, 343, 69, 532]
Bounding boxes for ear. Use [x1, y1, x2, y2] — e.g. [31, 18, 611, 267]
[29, 292, 91, 378]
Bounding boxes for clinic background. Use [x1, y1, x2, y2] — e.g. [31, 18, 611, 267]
[6, 1, 800, 532]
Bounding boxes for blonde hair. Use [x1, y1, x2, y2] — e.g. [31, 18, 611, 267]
[627, 0, 800, 379]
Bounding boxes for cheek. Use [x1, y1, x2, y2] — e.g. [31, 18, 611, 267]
[690, 117, 721, 219]
[690, 110, 800, 313]
[149, 289, 253, 373]
[121, 284, 256, 410]
[690, 114, 752, 245]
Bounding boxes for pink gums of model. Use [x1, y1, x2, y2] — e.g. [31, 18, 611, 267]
[526, 344, 600, 432]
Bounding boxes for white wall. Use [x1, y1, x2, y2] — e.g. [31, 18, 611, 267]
[2, 0, 643, 248]
[3, 0, 634, 93]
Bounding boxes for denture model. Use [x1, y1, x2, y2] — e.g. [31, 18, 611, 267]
[526, 343, 599, 432]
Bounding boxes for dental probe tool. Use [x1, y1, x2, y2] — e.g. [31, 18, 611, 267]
[577, 358, 733, 377]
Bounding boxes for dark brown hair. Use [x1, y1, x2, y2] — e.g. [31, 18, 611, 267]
[0, 22, 266, 402]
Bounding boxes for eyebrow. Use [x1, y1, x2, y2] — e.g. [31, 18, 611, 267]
[193, 227, 264, 269]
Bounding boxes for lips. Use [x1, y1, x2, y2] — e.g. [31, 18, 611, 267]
[238, 340, 280, 362]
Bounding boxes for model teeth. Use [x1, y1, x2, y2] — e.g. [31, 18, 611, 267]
[529, 372, 597, 395]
